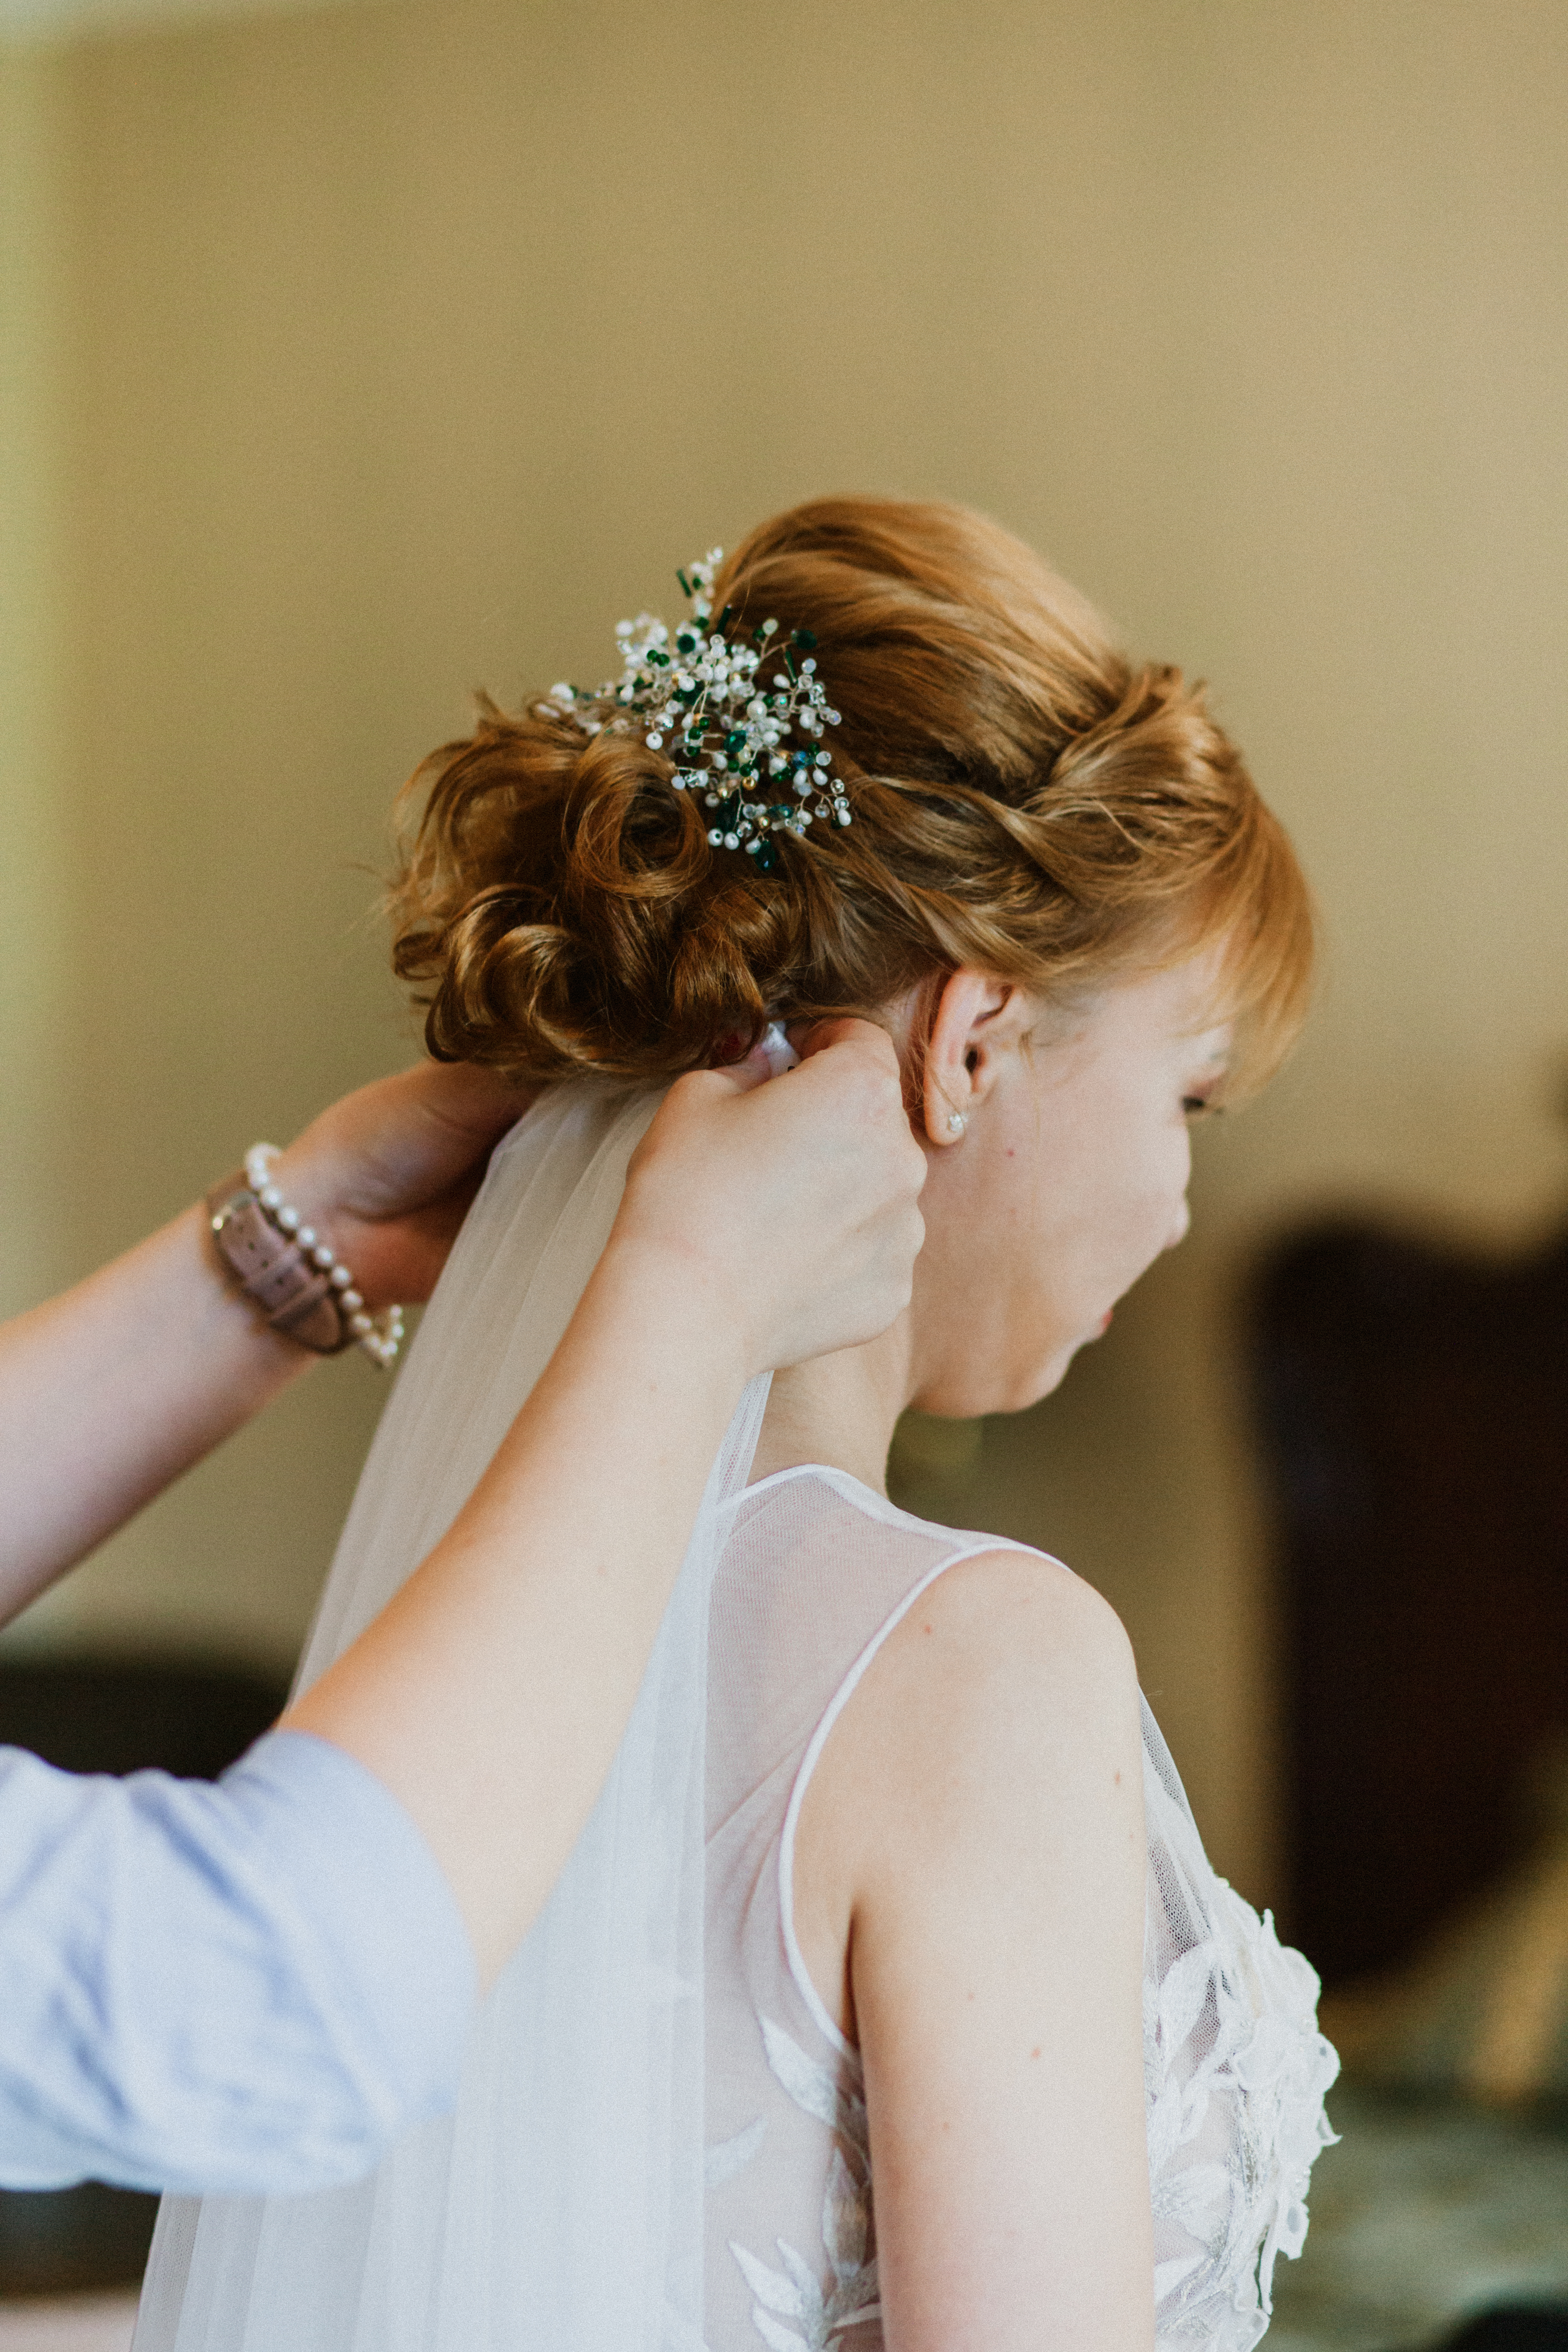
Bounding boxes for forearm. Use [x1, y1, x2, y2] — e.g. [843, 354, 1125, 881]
[0, 1734, 473, 2196]
[0, 1064, 532, 1626]
[0, 1203, 308, 1623]
[283, 1232, 748, 1982]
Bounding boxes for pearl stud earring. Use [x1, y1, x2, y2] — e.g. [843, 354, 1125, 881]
[946, 1112, 967, 1137]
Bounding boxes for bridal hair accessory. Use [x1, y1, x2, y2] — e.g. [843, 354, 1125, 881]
[541, 549, 852, 873]
[205, 1146, 404, 1367]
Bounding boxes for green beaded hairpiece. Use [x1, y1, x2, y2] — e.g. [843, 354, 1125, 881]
[541, 550, 851, 874]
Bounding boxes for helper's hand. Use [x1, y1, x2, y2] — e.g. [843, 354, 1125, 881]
[284, 1021, 922, 1978]
[0, 1062, 528, 1613]
[615, 1019, 926, 1376]
[270, 1064, 534, 1309]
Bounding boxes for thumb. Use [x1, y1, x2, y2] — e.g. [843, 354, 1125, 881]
[702, 1059, 767, 1098]
[408, 1059, 536, 1146]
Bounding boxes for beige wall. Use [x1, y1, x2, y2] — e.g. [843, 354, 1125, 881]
[1, 42, 72, 1321]
[4, 0, 1565, 1903]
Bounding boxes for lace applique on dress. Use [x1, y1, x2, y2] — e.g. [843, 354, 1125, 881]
[717, 1718, 1338, 2352]
[727, 2021, 881, 2349]
[703, 1472, 1339, 2352]
[1142, 1720, 1340, 2350]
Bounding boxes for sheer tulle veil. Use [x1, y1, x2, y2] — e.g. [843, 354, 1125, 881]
[134, 1079, 770, 2352]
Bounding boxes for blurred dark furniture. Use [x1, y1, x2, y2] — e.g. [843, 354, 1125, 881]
[0, 1658, 286, 2295]
[1447, 2316, 1568, 2352]
[1250, 1217, 1568, 1986]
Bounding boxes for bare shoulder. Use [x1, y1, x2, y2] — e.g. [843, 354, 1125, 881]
[889, 1543, 1136, 1702]
[794, 1547, 1155, 2347]
[794, 1545, 1143, 2012]
[859, 1548, 1140, 1860]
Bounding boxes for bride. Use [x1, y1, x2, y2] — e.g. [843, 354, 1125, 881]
[135, 497, 1337, 2352]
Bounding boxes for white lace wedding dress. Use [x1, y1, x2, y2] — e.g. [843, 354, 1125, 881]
[703, 1465, 1341, 2352]
[135, 1081, 1338, 2352]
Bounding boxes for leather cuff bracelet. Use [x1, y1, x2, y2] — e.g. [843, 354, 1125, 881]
[206, 1147, 404, 1368]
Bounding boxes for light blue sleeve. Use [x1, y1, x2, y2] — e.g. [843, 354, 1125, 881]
[0, 1728, 477, 2197]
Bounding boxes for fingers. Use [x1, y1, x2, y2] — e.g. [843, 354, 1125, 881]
[620, 1021, 927, 1376]
[790, 1014, 898, 1067]
[276, 1060, 533, 1272]
[324, 1063, 531, 1197]
[710, 1053, 770, 1096]
[787, 1020, 908, 1132]
[712, 1016, 896, 1096]
[397, 1060, 536, 1150]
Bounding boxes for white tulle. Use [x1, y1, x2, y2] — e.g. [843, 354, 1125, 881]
[134, 1078, 1338, 2352]
[134, 1080, 769, 2352]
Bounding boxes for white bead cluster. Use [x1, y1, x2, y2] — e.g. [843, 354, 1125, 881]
[243, 1144, 405, 1369]
[539, 549, 851, 874]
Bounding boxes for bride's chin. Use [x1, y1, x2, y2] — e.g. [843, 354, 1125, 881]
[1015, 1341, 1083, 1411]
[910, 1341, 1081, 1421]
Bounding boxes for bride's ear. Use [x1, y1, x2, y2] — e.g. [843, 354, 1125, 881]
[921, 969, 1022, 1147]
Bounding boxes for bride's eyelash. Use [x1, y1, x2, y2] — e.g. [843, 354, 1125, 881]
[1183, 1093, 1222, 1118]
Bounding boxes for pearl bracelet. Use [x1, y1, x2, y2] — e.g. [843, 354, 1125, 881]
[243, 1144, 405, 1369]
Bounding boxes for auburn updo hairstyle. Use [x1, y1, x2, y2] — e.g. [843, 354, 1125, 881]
[389, 496, 1313, 1095]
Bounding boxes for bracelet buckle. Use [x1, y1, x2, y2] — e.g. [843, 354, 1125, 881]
[206, 1149, 404, 1368]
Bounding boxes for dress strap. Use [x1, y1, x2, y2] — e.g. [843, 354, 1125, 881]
[776, 1516, 1049, 2059]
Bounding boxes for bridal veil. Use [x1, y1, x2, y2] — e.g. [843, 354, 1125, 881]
[134, 1080, 769, 2352]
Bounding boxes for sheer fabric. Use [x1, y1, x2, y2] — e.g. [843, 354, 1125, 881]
[134, 1084, 1337, 2352]
[135, 1082, 769, 2352]
[704, 1468, 1340, 2352]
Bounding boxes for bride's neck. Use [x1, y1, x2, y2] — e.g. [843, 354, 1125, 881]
[748, 1314, 915, 1495]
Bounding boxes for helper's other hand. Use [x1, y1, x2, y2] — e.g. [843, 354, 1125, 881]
[269, 1065, 535, 1310]
[616, 1018, 926, 1377]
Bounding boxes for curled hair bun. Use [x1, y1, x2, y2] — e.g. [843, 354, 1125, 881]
[390, 496, 1312, 1091]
